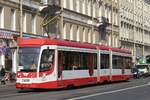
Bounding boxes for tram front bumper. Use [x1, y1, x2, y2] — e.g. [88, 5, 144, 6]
[16, 83, 39, 89]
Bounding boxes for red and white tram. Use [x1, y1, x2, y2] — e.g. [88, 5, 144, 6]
[16, 38, 133, 89]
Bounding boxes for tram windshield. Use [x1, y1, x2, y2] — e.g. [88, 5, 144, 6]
[18, 47, 40, 72]
[39, 49, 54, 72]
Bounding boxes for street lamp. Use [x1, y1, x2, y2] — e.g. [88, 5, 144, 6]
[133, 0, 136, 65]
[20, 0, 23, 38]
[142, 0, 145, 61]
[60, 0, 64, 38]
[111, 0, 113, 47]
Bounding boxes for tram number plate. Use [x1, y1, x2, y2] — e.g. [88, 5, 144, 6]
[22, 79, 30, 83]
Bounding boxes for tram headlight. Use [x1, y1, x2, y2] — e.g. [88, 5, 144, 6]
[17, 73, 21, 78]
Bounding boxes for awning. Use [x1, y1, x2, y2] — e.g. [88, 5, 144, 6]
[0, 32, 13, 39]
[0, 28, 44, 40]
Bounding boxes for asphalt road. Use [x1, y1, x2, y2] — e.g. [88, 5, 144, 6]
[0, 78, 150, 100]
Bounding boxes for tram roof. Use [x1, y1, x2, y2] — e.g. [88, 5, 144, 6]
[17, 38, 131, 54]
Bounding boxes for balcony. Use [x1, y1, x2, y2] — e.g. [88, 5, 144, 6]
[9, 0, 40, 10]
[105, 0, 118, 8]
[41, 0, 60, 6]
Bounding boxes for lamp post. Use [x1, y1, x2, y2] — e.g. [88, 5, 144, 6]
[111, 0, 113, 47]
[91, 0, 94, 43]
[133, 0, 136, 65]
[20, 0, 23, 38]
[16, 0, 23, 74]
[60, 0, 64, 38]
[142, 0, 145, 60]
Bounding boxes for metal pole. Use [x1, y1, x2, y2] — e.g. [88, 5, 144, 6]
[60, 0, 64, 38]
[109, 50, 112, 81]
[133, 0, 136, 65]
[111, 0, 113, 47]
[16, 0, 23, 73]
[91, 0, 94, 43]
[101, 0, 104, 43]
[142, 0, 145, 59]
[20, 0, 23, 38]
[118, 0, 120, 47]
[97, 50, 100, 82]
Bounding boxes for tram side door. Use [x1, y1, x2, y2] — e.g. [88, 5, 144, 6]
[57, 51, 64, 87]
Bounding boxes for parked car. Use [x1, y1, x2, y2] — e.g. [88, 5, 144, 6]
[135, 64, 149, 77]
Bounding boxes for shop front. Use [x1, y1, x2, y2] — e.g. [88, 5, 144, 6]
[0, 29, 17, 73]
[0, 29, 44, 73]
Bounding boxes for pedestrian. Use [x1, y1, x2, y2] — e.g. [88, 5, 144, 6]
[0, 66, 6, 85]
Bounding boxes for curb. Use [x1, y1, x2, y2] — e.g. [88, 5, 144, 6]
[0, 81, 15, 87]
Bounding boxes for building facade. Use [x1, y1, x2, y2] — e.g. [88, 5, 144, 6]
[119, 0, 150, 63]
[41, 0, 119, 47]
[2, 0, 150, 73]
[0, 0, 43, 73]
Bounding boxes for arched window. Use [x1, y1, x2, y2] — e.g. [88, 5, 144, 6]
[77, 26, 80, 41]
[63, 23, 67, 39]
[70, 25, 73, 40]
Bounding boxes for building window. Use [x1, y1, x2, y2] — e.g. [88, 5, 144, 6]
[83, 28, 86, 42]
[105, 6, 107, 18]
[63, 23, 67, 39]
[0, 7, 4, 28]
[63, 0, 67, 8]
[115, 36, 118, 47]
[41, 0, 48, 5]
[70, 25, 73, 40]
[113, 11, 115, 25]
[93, 31, 96, 44]
[88, 1, 91, 16]
[11, 9, 16, 31]
[70, 0, 74, 10]
[32, 14, 36, 34]
[98, 5, 102, 18]
[93, 3, 96, 18]
[77, 26, 80, 41]
[116, 12, 118, 25]
[108, 34, 111, 46]
[88, 29, 91, 43]
[108, 8, 111, 23]
[82, 0, 86, 14]
[23, 13, 27, 32]
[76, 0, 80, 13]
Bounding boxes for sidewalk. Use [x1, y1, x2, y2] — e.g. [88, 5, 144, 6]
[0, 81, 15, 87]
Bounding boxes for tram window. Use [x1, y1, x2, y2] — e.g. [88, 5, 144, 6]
[123, 57, 132, 69]
[112, 55, 129, 69]
[93, 54, 97, 69]
[58, 51, 97, 70]
[40, 49, 54, 72]
[101, 54, 109, 69]
[113, 55, 121, 69]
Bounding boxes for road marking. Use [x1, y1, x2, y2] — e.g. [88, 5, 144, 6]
[68, 83, 150, 100]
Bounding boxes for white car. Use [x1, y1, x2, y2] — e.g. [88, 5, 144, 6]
[136, 65, 149, 77]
